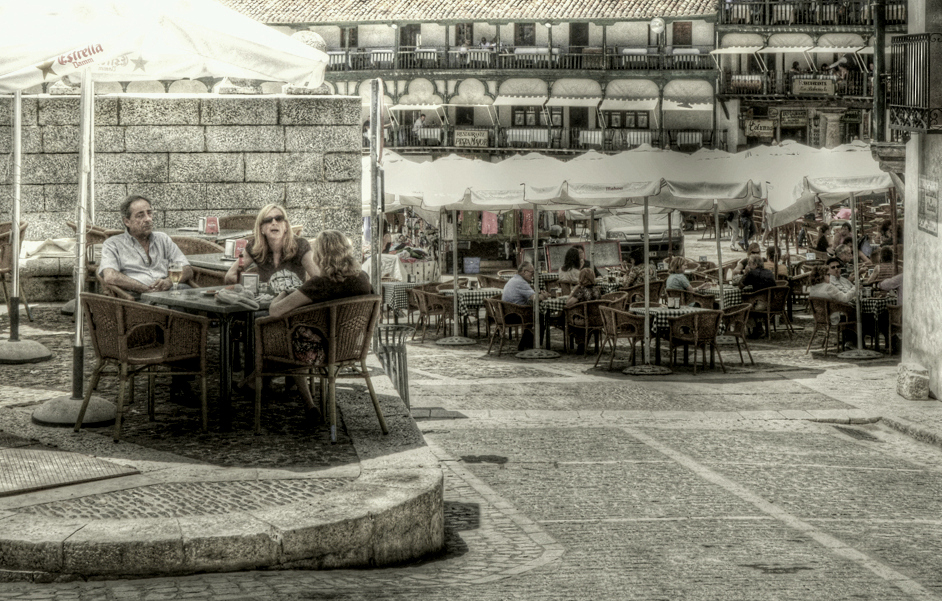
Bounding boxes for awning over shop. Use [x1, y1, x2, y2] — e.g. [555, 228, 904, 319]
[805, 46, 864, 54]
[389, 103, 442, 111]
[493, 95, 547, 106]
[545, 96, 602, 107]
[662, 99, 713, 111]
[599, 98, 659, 112]
[757, 46, 813, 53]
[710, 46, 765, 54]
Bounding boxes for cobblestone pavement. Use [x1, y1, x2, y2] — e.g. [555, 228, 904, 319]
[5, 294, 942, 599]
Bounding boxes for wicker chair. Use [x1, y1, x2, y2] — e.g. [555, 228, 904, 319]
[74, 293, 210, 442]
[621, 279, 665, 304]
[595, 306, 646, 369]
[436, 278, 468, 292]
[721, 303, 754, 365]
[887, 303, 902, 354]
[564, 299, 610, 355]
[0, 221, 33, 321]
[218, 214, 256, 231]
[66, 221, 124, 295]
[558, 281, 574, 296]
[252, 295, 385, 442]
[170, 236, 225, 255]
[743, 285, 794, 339]
[665, 309, 725, 375]
[412, 290, 453, 342]
[487, 299, 534, 356]
[601, 291, 629, 311]
[806, 297, 858, 355]
[788, 272, 812, 309]
[477, 274, 507, 289]
[497, 269, 517, 279]
[665, 288, 714, 308]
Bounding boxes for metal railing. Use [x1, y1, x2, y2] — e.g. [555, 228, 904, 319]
[888, 33, 942, 133]
[717, 0, 906, 26]
[720, 70, 872, 97]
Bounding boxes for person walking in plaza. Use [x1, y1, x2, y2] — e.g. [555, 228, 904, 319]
[98, 194, 191, 299]
[224, 204, 316, 293]
[501, 262, 549, 351]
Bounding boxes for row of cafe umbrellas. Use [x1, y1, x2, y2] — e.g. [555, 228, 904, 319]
[377, 141, 892, 362]
[0, 1, 328, 395]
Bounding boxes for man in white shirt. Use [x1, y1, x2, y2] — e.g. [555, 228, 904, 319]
[412, 113, 427, 144]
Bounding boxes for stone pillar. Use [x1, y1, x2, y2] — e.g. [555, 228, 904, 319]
[822, 113, 842, 148]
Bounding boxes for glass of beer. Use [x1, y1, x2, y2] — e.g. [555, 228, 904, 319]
[168, 261, 184, 295]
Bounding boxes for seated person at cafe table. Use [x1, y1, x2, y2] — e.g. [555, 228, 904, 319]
[618, 252, 656, 288]
[731, 243, 762, 278]
[558, 247, 600, 284]
[225, 204, 316, 292]
[665, 256, 709, 291]
[764, 246, 788, 278]
[565, 268, 604, 308]
[825, 256, 856, 295]
[834, 244, 869, 282]
[809, 262, 858, 349]
[268, 230, 374, 421]
[99, 194, 191, 299]
[501, 262, 550, 351]
[865, 247, 898, 285]
[738, 255, 776, 293]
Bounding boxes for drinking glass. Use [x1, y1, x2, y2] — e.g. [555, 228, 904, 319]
[168, 261, 183, 295]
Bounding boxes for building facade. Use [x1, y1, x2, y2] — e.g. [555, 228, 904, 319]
[221, 0, 906, 156]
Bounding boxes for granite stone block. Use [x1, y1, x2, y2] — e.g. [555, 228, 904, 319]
[323, 152, 360, 182]
[0, 155, 8, 185]
[202, 183, 285, 210]
[0, 185, 44, 214]
[38, 96, 118, 126]
[205, 126, 284, 152]
[170, 153, 243, 183]
[280, 97, 360, 126]
[41, 125, 125, 153]
[163, 210, 215, 229]
[19, 212, 75, 240]
[285, 126, 360, 152]
[125, 126, 204, 153]
[898, 363, 930, 400]
[119, 97, 200, 125]
[21, 155, 78, 185]
[95, 154, 169, 183]
[43, 183, 128, 213]
[0, 126, 43, 154]
[201, 97, 279, 125]
[245, 153, 322, 183]
[286, 181, 359, 207]
[0, 97, 39, 126]
[119, 183, 207, 212]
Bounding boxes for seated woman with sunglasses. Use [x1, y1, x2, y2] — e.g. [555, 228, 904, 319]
[224, 204, 317, 292]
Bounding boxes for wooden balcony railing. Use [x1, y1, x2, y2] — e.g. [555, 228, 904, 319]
[717, 0, 906, 26]
[720, 70, 872, 98]
[889, 33, 942, 133]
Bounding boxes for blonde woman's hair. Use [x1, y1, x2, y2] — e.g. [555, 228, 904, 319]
[313, 230, 360, 282]
[668, 256, 686, 274]
[251, 204, 298, 265]
[577, 267, 596, 288]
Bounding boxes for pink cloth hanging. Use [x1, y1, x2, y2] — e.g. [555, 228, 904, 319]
[521, 210, 534, 236]
[481, 211, 499, 235]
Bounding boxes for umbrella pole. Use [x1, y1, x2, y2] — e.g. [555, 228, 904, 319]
[890, 187, 899, 275]
[518, 204, 558, 359]
[715, 203, 726, 312]
[839, 191, 881, 359]
[0, 90, 52, 365]
[624, 196, 669, 375]
[437, 209, 474, 346]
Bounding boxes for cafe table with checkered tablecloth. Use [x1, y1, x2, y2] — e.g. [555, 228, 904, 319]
[381, 281, 425, 313]
[629, 305, 710, 331]
[861, 297, 890, 317]
[700, 286, 743, 309]
[441, 287, 504, 317]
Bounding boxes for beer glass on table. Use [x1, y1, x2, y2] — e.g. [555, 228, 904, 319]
[168, 261, 184, 295]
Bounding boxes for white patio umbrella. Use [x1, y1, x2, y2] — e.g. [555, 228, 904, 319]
[0, 0, 328, 397]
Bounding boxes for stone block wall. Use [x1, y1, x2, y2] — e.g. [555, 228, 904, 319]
[0, 94, 362, 242]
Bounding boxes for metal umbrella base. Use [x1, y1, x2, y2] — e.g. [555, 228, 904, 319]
[623, 363, 672, 376]
[60, 299, 76, 316]
[0, 339, 53, 364]
[516, 348, 560, 360]
[32, 394, 115, 428]
[837, 348, 884, 360]
[436, 336, 477, 346]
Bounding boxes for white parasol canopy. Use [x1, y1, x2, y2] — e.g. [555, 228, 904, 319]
[0, 0, 327, 93]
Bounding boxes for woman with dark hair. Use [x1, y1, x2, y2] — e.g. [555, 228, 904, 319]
[558, 246, 594, 285]
[865, 246, 898, 285]
[814, 224, 831, 253]
[269, 230, 374, 420]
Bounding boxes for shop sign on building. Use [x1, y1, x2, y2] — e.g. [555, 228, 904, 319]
[744, 119, 775, 138]
[454, 129, 490, 147]
[780, 110, 808, 127]
[792, 78, 835, 96]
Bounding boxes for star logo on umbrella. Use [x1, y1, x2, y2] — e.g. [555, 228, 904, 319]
[37, 61, 56, 80]
[131, 55, 147, 72]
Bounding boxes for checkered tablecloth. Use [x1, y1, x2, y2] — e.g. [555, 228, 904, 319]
[700, 286, 743, 308]
[441, 287, 503, 317]
[539, 296, 569, 314]
[861, 297, 889, 316]
[536, 273, 560, 292]
[382, 281, 423, 311]
[629, 306, 709, 331]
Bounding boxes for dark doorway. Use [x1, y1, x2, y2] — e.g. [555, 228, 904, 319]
[672, 22, 692, 47]
[570, 23, 589, 51]
[569, 107, 589, 128]
[514, 23, 536, 46]
[400, 24, 420, 47]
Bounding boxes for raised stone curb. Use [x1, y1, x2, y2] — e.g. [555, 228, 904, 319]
[0, 356, 443, 581]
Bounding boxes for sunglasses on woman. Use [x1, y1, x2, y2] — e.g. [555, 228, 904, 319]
[261, 214, 285, 225]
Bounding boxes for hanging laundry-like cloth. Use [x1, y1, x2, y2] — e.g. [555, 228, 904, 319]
[501, 211, 516, 237]
[442, 215, 455, 240]
[461, 211, 479, 237]
[521, 210, 534, 237]
[481, 211, 499, 235]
